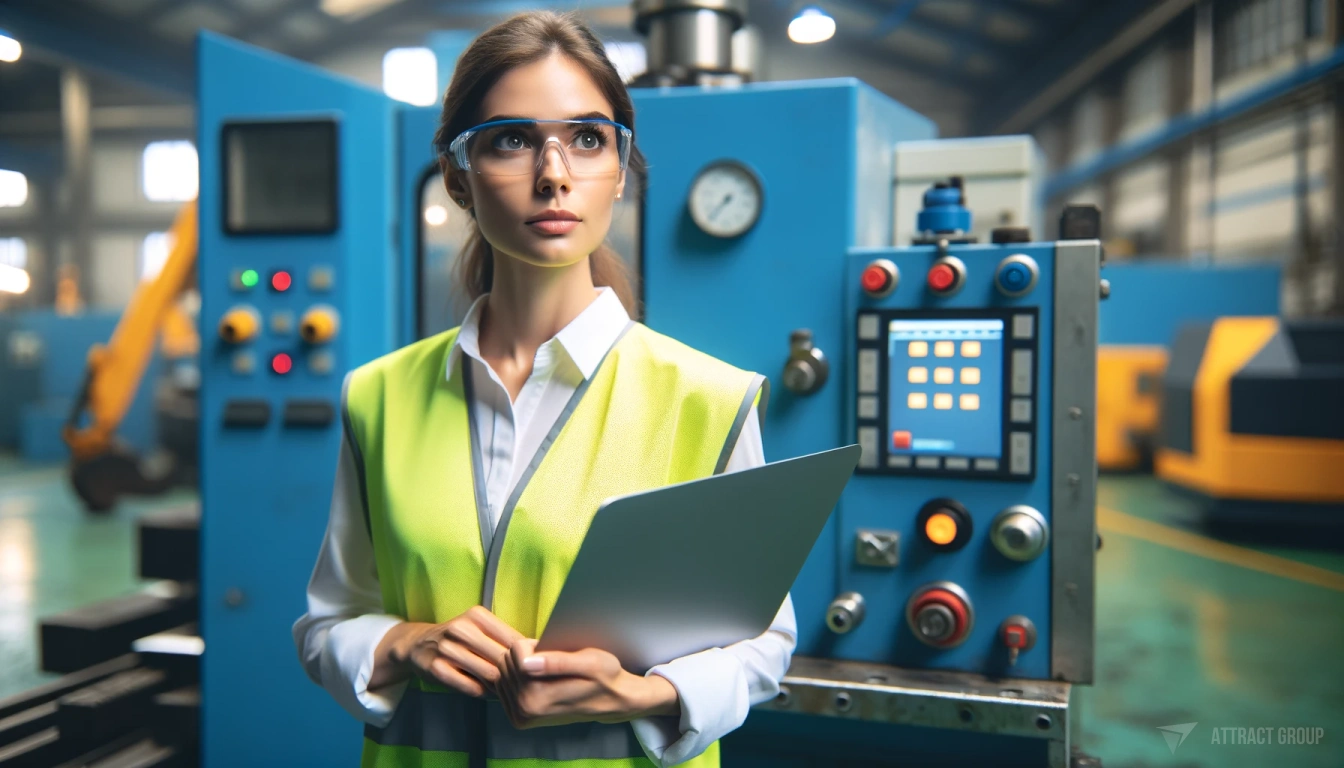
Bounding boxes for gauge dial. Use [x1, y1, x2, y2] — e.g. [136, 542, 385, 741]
[688, 161, 763, 238]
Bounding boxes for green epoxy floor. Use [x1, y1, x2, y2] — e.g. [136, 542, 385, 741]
[1, 455, 1341, 766]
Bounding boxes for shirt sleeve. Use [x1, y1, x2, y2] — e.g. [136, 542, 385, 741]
[628, 403, 798, 766]
[291, 435, 409, 727]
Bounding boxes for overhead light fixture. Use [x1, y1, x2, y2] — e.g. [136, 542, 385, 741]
[789, 7, 835, 44]
[0, 264, 30, 295]
[319, 0, 400, 20]
[0, 32, 20, 63]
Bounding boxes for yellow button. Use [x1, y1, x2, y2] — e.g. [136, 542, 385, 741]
[908, 367, 928, 383]
[908, 392, 928, 409]
[925, 512, 958, 545]
[219, 307, 259, 344]
[960, 393, 980, 410]
[300, 306, 341, 344]
[934, 393, 953, 410]
[934, 367, 954, 384]
[962, 341, 981, 358]
[961, 367, 981, 385]
[908, 341, 928, 358]
[934, 341, 955, 357]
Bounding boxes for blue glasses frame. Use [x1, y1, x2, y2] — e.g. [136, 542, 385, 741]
[443, 118, 633, 175]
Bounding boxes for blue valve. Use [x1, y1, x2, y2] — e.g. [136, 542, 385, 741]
[995, 255, 1039, 297]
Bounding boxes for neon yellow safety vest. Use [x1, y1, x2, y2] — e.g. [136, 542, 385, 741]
[341, 320, 768, 768]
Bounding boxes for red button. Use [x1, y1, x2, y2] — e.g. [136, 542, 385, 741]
[928, 263, 957, 292]
[272, 271, 293, 291]
[1004, 626, 1026, 648]
[861, 265, 890, 293]
[892, 430, 912, 449]
[271, 353, 293, 374]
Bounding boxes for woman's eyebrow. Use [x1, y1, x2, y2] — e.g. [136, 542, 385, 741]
[480, 111, 615, 123]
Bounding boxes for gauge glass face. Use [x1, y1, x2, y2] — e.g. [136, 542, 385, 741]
[689, 163, 762, 238]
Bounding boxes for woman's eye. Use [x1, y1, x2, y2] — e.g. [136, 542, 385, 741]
[493, 133, 527, 150]
[576, 132, 601, 149]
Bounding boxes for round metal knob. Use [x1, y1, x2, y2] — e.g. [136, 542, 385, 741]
[990, 505, 1050, 562]
[905, 581, 973, 648]
[826, 591, 865, 634]
[915, 603, 956, 642]
[783, 329, 828, 395]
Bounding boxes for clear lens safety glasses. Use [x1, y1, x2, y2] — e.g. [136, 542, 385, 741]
[444, 118, 632, 177]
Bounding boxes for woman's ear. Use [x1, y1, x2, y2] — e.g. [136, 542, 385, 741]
[442, 159, 472, 209]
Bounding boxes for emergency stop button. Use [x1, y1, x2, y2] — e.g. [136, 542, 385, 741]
[860, 259, 899, 299]
[927, 255, 966, 296]
[906, 582, 974, 648]
[995, 254, 1039, 297]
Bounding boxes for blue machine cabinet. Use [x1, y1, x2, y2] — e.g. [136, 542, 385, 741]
[196, 32, 395, 766]
[194, 31, 1100, 766]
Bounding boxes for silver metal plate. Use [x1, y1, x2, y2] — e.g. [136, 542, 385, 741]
[945, 457, 969, 470]
[887, 455, 912, 468]
[916, 456, 941, 469]
[1051, 240, 1100, 684]
[855, 529, 899, 567]
[858, 314, 880, 340]
[759, 656, 1071, 742]
[975, 458, 999, 471]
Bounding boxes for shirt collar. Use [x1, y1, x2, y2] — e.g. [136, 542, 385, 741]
[445, 286, 630, 382]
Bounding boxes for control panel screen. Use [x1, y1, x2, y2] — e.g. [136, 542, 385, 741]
[887, 319, 1003, 459]
[854, 307, 1038, 479]
[223, 120, 338, 235]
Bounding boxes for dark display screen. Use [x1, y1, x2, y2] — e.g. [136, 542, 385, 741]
[223, 120, 338, 235]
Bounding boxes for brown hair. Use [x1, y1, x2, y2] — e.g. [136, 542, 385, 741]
[433, 11, 644, 318]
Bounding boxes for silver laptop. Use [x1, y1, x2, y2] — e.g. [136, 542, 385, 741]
[535, 444, 861, 673]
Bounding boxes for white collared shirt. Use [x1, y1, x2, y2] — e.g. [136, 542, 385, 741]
[293, 287, 797, 767]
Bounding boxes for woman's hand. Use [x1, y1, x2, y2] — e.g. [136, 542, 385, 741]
[494, 639, 681, 729]
[373, 606, 524, 698]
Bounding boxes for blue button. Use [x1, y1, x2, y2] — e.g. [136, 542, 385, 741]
[1001, 264, 1029, 290]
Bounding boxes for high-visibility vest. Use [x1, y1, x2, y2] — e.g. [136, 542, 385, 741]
[342, 321, 768, 768]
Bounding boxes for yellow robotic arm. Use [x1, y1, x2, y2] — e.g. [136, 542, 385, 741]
[63, 201, 198, 510]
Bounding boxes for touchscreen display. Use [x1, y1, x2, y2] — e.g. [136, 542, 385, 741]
[886, 318, 1004, 459]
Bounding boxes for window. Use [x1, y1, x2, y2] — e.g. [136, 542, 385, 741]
[1216, 0, 1324, 79]
[141, 231, 174, 280]
[142, 141, 198, 202]
[0, 237, 26, 269]
[0, 169, 27, 207]
[383, 47, 437, 106]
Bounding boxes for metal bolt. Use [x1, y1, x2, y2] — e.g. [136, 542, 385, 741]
[775, 685, 792, 707]
[1069, 406, 1082, 420]
[224, 588, 245, 608]
[959, 707, 973, 723]
[1099, 279, 1111, 299]
[1036, 714, 1053, 730]
[834, 691, 853, 712]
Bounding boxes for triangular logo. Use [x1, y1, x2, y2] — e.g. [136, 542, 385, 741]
[1157, 722, 1198, 754]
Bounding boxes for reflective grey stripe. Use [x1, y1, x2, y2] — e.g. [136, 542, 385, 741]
[461, 356, 496, 559]
[714, 373, 769, 475]
[485, 700, 643, 760]
[340, 371, 373, 539]
[481, 321, 635, 611]
[363, 685, 480, 753]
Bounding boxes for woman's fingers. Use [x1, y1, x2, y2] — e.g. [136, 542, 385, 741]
[466, 606, 525, 647]
[426, 656, 486, 698]
[436, 636, 503, 688]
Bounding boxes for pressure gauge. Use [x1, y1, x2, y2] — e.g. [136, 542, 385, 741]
[688, 161, 763, 238]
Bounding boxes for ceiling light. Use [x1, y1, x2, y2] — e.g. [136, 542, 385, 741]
[0, 264, 31, 295]
[789, 7, 835, 44]
[0, 33, 20, 63]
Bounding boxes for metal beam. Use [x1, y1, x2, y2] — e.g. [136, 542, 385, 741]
[0, 0, 193, 97]
[1044, 45, 1344, 200]
[986, 0, 1196, 134]
[287, 0, 436, 61]
[827, 0, 1007, 65]
[0, 106, 194, 137]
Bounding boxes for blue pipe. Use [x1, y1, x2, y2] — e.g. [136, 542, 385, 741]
[1044, 45, 1344, 200]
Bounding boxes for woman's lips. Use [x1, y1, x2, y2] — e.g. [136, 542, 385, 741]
[527, 219, 579, 235]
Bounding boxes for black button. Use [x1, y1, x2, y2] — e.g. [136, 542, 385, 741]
[283, 399, 334, 428]
[223, 399, 270, 428]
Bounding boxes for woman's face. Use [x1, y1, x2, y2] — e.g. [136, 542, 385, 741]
[450, 53, 626, 270]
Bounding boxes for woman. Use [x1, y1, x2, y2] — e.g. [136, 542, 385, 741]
[292, 10, 797, 768]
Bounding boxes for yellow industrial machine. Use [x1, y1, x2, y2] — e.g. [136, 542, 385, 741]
[1096, 345, 1168, 471]
[1156, 316, 1344, 516]
[63, 202, 200, 512]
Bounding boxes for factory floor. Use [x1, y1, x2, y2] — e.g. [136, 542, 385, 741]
[1, 455, 1341, 767]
